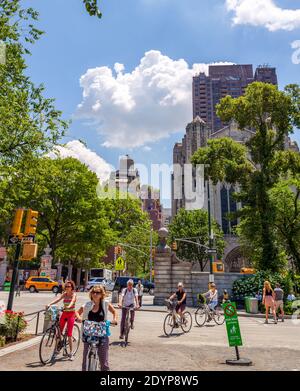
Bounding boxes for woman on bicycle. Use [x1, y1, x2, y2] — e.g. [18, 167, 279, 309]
[203, 283, 218, 312]
[169, 282, 187, 323]
[46, 279, 77, 360]
[76, 285, 118, 371]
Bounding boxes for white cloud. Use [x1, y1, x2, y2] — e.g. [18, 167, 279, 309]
[76, 50, 233, 149]
[48, 140, 113, 183]
[226, 0, 300, 31]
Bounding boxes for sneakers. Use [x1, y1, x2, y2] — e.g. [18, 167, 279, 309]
[119, 335, 124, 339]
[130, 323, 134, 330]
[264, 320, 268, 324]
[69, 354, 74, 361]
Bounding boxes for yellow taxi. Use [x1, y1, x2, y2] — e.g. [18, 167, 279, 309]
[25, 276, 59, 293]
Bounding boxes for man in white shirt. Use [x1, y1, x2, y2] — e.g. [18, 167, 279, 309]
[136, 280, 144, 307]
[118, 279, 139, 339]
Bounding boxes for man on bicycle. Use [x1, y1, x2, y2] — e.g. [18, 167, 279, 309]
[118, 279, 139, 339]
[169, 282, 187, 325]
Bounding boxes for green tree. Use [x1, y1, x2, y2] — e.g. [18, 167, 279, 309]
[269, 179, 300, 272]
[168, 209, 225, 271]
[0, 1, 68, 165]
[15, 157, 113, 265]
[192, 82, 300, 272]
[83, 0, 102, 18]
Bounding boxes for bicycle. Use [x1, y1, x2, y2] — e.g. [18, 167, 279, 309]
[39, 306, 80, 365]
[163, 299, 192, 336]
[85, 321, 116, 371]
[194, 295, 225, 327]
[122, 306, 137, 347]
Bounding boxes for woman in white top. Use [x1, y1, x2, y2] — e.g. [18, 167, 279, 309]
[76, 285, 117, 371]
[203, 283, 218, 311]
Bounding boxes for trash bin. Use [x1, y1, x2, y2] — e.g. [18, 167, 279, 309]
[249, 298, 258, 314]
[111, 291, 119, 304]
[43, 306, 57, 332]
[244, 296, 251, 313]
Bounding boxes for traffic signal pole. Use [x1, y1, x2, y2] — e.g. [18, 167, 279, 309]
[7, 241, 21, 311]
[207, 179, 214, 283]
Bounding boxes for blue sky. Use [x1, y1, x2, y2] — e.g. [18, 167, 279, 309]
[23, 0, 300, 207]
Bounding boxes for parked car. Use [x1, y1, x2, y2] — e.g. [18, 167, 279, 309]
[25, 276, 58, 293]
[113, 276, 155, 295]
[86, 277, 107, 290]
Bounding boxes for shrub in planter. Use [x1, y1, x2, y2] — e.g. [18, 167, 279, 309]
[233, 271, 293, 299]
[0, 335, 5, 347]
[1, 310, 28, 342]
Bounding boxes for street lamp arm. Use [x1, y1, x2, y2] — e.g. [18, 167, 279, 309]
[118, 243, 149, 257]
[175, 238, 210, 250]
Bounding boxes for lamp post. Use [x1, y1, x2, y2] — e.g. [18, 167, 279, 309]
[131, 225, 153, 283]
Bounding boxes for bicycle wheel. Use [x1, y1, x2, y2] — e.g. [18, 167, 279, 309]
[195, 306, 207, 327]
[65, 323, 81, 356]
[124, 312, 130, 347]
[213, 306, 225, 325]
[39, 327, 58, 365]
[163, 313, 174, 336]
[87, 347, 99, 371]
[181, 311, 192, 333]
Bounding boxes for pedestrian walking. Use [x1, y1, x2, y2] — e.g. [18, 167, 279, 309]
[136, 280, 144, 307]
[274, 283, 285, 322]
[56, 277, 64, 296]
[262, 281, 277, 324]
[76, 285, 118, 371]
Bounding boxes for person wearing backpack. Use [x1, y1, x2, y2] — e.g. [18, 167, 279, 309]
[118, 279, 140, 339]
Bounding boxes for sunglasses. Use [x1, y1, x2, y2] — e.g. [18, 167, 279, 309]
[65, 285, 72, 288]
[92, 291, 101, 295]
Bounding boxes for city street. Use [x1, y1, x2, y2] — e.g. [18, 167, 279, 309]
[1, 292, 300, 371]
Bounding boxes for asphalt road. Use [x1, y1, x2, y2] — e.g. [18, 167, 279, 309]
[1, 292, 300, 371]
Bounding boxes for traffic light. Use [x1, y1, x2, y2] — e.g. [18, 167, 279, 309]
[114, 246, 122, 255]
[11, 209, 24, 236]
[24, 209, 39, 236]
[171, 242, 178, 251]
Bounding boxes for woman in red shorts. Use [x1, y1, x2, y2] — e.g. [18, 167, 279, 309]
[46, 280, 77, 360]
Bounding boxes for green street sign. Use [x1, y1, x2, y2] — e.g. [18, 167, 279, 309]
[115, 256, 125, 271]
[223, 302, 243, 347]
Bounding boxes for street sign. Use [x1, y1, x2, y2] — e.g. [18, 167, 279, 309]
[8, 235, 35, 245]
[223, 302, 243, 347]
[115, 256, 125, 271]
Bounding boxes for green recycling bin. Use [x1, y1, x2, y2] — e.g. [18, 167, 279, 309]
[244, 296, 251, 313]
[3, 282, 11, 292]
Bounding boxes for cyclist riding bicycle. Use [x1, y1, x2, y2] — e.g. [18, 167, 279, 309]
[76, 285, 118, 371]
[202, 283, 218, 320]
[46, 279, 77, 360]
[118, 279, 140, 339]
[168, 282, 187, 326]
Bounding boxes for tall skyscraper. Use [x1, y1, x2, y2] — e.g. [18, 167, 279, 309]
[192, 64, 278, 134]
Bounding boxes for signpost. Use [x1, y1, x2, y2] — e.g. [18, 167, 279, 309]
[223, 302, 252, 366]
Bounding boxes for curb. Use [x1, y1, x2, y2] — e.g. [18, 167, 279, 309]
[0, 335, 42, 357]
[112, 305, 294, 319]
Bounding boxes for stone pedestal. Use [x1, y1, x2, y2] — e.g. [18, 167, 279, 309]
[153, 252, 172, 306]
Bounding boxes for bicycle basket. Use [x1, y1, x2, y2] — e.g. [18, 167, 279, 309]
[165, 300, 177, 311]
[197, 294, 206, 305]
[82, 320, 107, 343]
